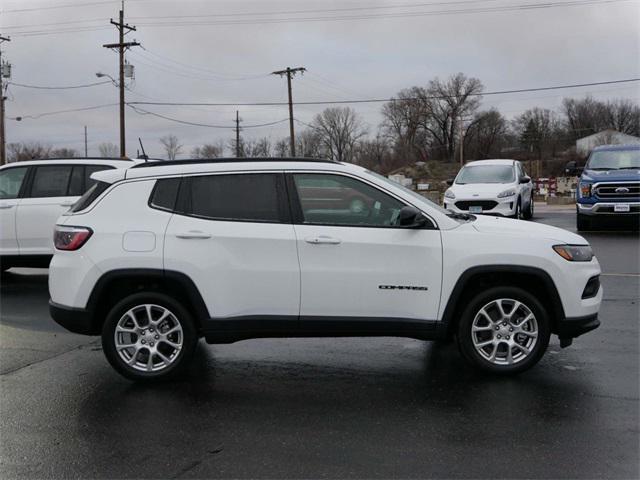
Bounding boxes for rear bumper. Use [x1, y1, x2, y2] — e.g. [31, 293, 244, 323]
[556, 313, 600, 340]
[49, 300, 98, 335]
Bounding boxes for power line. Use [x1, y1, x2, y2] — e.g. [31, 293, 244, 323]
[9, 103, 118, 120]
[127, 104, 290, 129]
[126, 78, 640, 108]
[1, 0, 115, 14]
[8, 80, 111, 90]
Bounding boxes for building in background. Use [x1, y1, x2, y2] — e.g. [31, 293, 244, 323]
[576, 130, 640, 156]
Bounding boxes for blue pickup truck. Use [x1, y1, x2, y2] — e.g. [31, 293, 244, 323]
[571, 144, 640, 231]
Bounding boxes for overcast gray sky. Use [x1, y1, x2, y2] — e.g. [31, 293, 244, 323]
[1, 0, 639, 158]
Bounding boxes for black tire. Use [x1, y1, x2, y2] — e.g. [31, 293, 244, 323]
[101, 292, 198, 382]
[522, 194, 534, 220]
[577, 212, 591, 232]
[456, 286, 551, 375]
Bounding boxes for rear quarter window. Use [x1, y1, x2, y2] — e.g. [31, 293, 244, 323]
[149, 178, 181, 212]
[68, 181, 110, 213]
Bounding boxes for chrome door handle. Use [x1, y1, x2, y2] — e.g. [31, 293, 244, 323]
[0, 204, 13, 209]
[176, 231, 212, 239]
[305, 235, 341, 245]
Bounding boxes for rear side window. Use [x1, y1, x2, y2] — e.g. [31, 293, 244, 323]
[0, 167, 28, 199]
[30, 165, 73, 197]
[150, 178, 181, 212]
[85, 165, 113, 189]
[69, 181, 110, 213]
[185, 173, 286, 223]
[68, 166, 84, 196]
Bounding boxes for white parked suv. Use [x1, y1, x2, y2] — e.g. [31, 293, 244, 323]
[444, 159, 534, 219]
[0, 158, 134, 270]
[48, 158, 601, 381]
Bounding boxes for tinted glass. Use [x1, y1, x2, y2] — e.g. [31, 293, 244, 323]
[456, 165, 515, 184]
[69, 181, 110, 213]
[587, 149, 640, 170]
[188, 173, 283, 222]
[150, 178, 181, 212]
[293, 173, 405, 227]
[68, 166, 84, 196]
[0, 167, 28, 200]
[85, 165, 113, 189]
[31, 165, 73, 197]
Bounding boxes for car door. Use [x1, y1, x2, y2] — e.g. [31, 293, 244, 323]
[288, 171, 443, 330]
[163, 172, 300, 327]
[0, 166, 29, 256]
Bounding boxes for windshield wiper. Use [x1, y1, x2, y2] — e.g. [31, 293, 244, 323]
[447, 211, 476, 222]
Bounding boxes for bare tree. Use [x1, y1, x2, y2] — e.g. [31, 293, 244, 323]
[295, 129, 323, 158]
[50, 148, 78, 158]
[381, 87, 430, 164]
[274, 138, 289, 157]
[191, 142, 225, 159]
[98, 142, 119, 158]
[159, 135, 183, 160]
[7, 142, 52, 162]
[604, 99, 640, 136]
[513, 108, 564, 159]
[311, 107, 367, 163]
[464, 109, 507, 159]
[354, 134, 393, 172]
[244, 137, 272, 157]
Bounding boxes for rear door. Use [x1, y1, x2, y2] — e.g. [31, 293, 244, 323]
[0, 166, 29, 256]
[289, 172, 443, 329]
[163, 172, 300, 327]
[15, 163, 113, 255]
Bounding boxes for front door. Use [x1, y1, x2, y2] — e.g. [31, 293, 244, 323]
[288, 172, 442, 332]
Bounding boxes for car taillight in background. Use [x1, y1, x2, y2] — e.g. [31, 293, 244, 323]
[54, 226, 93, 251]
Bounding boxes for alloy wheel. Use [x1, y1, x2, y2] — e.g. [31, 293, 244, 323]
[471, 298, 538, 365]
[114, 304, 184, 372]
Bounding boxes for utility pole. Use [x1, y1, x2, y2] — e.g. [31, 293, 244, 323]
[0, 34, 10, 166]
[103, 2, 140, 159]
[84, 126, 88, 156]
[234, 110, 242, 157]
[458, 116, 465, 167]
[272, 67, 305, 157]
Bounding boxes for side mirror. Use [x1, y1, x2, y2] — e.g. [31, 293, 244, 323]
[399, 206, 429, 228]
[564, 161, 583, 176]
[446, 179, 454, 186]
[519, 175, 531, 184]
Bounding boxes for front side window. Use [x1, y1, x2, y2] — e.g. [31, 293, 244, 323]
[292, 173, 406, 227]
[30, 165, 74, 197]
[456, 165, 515, 184]
[0, 167, 28, 200]
[186, 173, 285, 223]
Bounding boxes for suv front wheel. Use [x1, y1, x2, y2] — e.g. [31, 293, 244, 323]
[102, 292, 198, 381]
[457, 286, 550, 374]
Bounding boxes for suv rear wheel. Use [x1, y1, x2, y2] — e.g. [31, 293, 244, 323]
[457, 286, 550, 374]
[101, 292, 197, 382]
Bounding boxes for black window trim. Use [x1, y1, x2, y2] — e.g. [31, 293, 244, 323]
[169, 171, 291, 225]
[285, 170, 438, 230]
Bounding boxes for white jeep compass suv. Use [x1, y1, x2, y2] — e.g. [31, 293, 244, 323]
[444, 159, 534, 219]
[0, 158, 134, 270]
[48, 158, 601, 381]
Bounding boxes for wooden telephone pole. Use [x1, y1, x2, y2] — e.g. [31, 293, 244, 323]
[0, 34, 10, 166]
[234, 110, 242, 157]
[103, 2, 140, 159]
[272, 67, 305, 157]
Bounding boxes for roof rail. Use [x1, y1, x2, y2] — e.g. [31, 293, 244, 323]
[15, 157, 137, 162]
[131, 157, 340, 168]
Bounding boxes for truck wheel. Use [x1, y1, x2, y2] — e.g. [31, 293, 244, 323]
[102, 292, 198, 382]
[457, 286, 550, 375]
[577, 213, 591, 232]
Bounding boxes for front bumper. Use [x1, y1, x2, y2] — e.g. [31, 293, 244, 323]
[49, 300, 99, 336]
[556, 313, 600, 340]
[577, 201, 640, 216]
[444, 197, 517, 216]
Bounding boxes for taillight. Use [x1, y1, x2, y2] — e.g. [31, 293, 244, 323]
[54, 226, 93, 251]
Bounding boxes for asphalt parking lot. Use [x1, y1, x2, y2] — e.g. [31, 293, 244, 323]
[1, 207, 638, 479]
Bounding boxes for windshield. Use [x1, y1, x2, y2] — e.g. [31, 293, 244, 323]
[586, 149, 640, 170]
[456, 165, 515, 184]
[363, 169, 450, 216]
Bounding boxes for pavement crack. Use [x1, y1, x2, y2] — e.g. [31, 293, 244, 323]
[172, 460, 202, 479]
[0, 340, 98, 376]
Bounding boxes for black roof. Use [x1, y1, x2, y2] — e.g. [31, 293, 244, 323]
[131, 157, 339, 169]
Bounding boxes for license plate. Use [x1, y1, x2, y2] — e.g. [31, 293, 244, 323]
[469, 206, 483, 214]
[614, 204, 630, 212]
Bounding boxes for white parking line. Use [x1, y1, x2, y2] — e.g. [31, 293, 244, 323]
[601, 273, 640, 277]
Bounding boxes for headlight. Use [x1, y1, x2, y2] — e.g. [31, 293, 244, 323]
[444, 189, 455, 199]
[579, 183, 592, 198]
[497, 188, 516, 198]
[553, 245, 593, 262]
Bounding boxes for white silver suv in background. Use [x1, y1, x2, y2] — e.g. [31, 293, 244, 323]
[444, 159, 534, 219]
[0, 158, 134, 270]
[48, 158, 601, 382]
